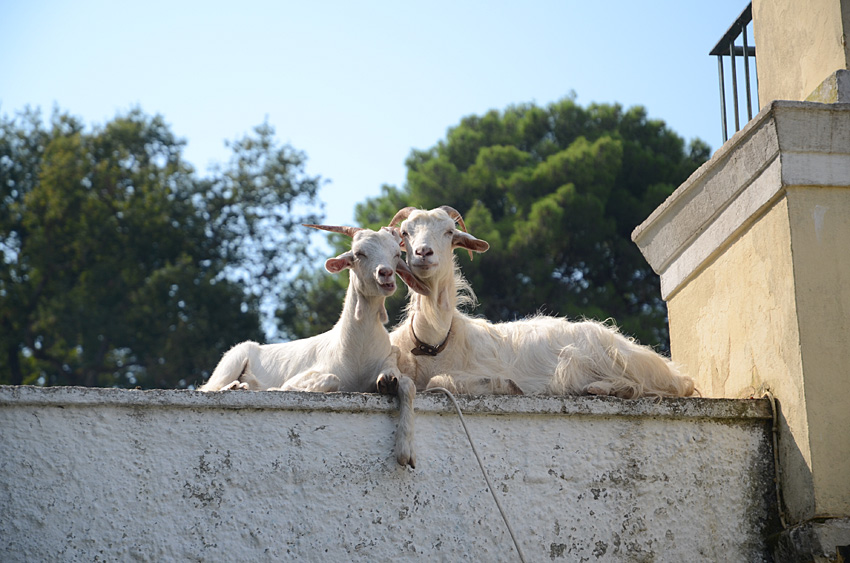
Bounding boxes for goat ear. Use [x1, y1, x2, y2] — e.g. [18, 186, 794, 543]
[452, 231, 489, 260]
[396, 260, 431, 296]
[325, 251, 354, 274]
[380, 226, 403, 246]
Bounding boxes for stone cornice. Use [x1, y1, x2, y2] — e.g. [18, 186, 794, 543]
[0, 385, 772, 420]
[632, 101, 850, 299]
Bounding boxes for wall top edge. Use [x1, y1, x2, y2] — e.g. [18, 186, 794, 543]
[632, 100, 850, 246]
[0, 385, 773, 420]
[632, 101, 777, 246]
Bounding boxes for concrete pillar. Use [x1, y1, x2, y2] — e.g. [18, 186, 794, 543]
[633, 101, 850, 561]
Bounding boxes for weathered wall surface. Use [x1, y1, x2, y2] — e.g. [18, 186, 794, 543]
[0, 386, 777, 562]
[665, 194, 819, 524]
[753, 0, 850, 106]
[632, 101, 850, 529]
[787, 186, 850, 520]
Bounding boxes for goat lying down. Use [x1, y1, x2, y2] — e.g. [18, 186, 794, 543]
[200, 225, 429, 467]
[388, 206, 696, 399]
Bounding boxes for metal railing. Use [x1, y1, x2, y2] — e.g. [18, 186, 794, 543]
[710, 3, 758, 142]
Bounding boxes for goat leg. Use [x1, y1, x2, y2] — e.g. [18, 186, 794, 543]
[376, 346, 402, 395]
[426, 374, 525, 396]
[377, 372, 399, 395]
[220, 380, 250, 391]
[395, 375, 416, 468]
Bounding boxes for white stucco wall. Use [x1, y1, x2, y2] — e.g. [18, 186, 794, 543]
[0, 386, 777, 562]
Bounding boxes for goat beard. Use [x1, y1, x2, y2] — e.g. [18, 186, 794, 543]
[352, 293, 389, 325]
[397, 258, 432, 296]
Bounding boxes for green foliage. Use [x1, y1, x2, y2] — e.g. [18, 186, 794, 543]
[282, 96, 709, 350]
[276, 267, 346, 339]
[0, 108, 323, 387]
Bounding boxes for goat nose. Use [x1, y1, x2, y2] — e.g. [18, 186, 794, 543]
[377, 266, 393, 279]
[415, 245, 433, 257]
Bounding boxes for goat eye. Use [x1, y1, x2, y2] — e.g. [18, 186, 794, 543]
[401, 230, 408, 237]
[355, 252, 366, 259]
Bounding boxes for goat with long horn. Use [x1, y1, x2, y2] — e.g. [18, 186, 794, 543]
[391, 206, 474, 261]
[201, 223, 428, 467]
[388, 206, 696, 399]
[303, 224, 363, 238]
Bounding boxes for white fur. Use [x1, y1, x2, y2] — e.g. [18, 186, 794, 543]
[200, 228, 405, 393]
[391, 208, 696, 399]
[200, 227, 422, 467]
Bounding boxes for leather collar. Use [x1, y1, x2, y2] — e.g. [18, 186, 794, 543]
[409, 314, 452, 356]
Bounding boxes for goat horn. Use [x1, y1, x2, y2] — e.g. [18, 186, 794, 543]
[438, 205, 468, 233]
[303, 224, 363, 238]
[389, 207, 417, 227]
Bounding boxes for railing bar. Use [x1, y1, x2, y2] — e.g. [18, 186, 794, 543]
[711, 2, 757, 142]
[724, 46, 756, 56]
[743, 25, 753, 120]
[709, 3, 754, 55]
[718, 55, 728, 142]
[754, 47, 760, 110]
[730, 39, 740, 132]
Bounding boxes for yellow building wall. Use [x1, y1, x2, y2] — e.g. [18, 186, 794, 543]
[667, 195, 816, 522]
[753, 0, 850, 106]
[787, 186, 850, 518]
[667, 187, 850, 523]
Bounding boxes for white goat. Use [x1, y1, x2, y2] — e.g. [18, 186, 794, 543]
[200, 225, 429, 467]
[387, 206, 696, 399]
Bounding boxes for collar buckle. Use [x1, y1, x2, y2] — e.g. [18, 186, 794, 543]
[409, 314, 451, 357]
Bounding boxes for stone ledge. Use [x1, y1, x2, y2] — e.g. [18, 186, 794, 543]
[0, 385, 772, 420]
[806, 69, 850, 104]
[632, 100, 850, 299]
[0, 384, 778, 561]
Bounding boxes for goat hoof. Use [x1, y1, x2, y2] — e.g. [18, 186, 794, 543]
[377, 373, 399, 395]
[396, 450, 416, 469]
[586, 382, 612, 396]
[506, 379, 524, 395]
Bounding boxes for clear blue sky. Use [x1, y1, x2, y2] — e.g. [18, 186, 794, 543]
[1, 0, 754, 227]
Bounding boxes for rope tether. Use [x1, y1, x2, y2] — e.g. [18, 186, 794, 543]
[425, 387, 527, 563]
